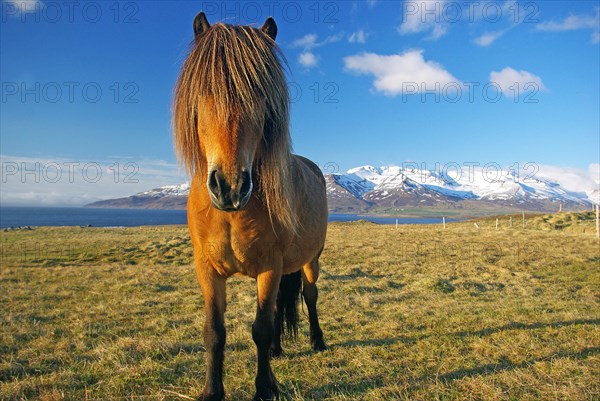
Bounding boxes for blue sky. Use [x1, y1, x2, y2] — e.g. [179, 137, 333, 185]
[1, 0, 599, 205]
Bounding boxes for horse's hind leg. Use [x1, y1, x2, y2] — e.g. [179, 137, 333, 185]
[302, 258, 327, 352]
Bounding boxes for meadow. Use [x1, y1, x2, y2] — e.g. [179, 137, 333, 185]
[1, 212, 599, 400]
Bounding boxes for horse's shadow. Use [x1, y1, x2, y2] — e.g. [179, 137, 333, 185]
[290, 318, 599, 398]
[331, 318, 600, 349]
[427, 346, 599, 383]
[300, 345, 599, 399]
[323, 267, 386, 281]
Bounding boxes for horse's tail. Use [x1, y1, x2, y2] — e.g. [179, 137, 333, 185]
[276, 270, 302, 339]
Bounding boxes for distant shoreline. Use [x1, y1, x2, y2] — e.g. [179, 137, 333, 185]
[0, 206, 474, 228]
[3, 204, 587, 216]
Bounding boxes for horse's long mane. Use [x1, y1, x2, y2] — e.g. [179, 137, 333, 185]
[173, 22, 298, 233]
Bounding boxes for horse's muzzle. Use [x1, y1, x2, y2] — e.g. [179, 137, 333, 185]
[207, 168, 252, 212]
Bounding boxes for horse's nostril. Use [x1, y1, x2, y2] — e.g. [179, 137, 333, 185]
[240, 170, 252, 197]
[208, 169, 228, 199]
[208, 170, 219, 196]
[208, 168, 251, 210]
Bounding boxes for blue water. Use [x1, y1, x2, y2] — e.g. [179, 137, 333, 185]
[328, 214, 461, 225]
[0, 207, 187, 228]
[0, 207, 460, 228]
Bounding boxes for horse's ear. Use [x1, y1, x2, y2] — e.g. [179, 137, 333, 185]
[260, 17, 277, 40]
[193, 12, 211, 40]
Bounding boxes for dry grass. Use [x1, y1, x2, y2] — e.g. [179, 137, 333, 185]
[1, 212, 599, 400]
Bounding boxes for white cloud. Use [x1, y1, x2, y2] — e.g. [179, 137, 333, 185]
[291, 34, 318, 49]
[536, 8, 600, 44]
[398, 0, 449, 40]
[471, 2, 531, 47]
[536, 9, 599, 32]
[348, 29, 368, 44]
[474, 31, 504, 47]
[344, 50, 461, 96]
[589, 163, 600, 184]
[536, 164, 600, 195]
[489, 67, 546, 97]
[2, 0, 43, 16]
[291, 32, 343, 70]
[291, 33, 343, 49]
[298, 52, 318, 69]
[474, 24, 519, 47]
[320, 32, 344, 46]
[0, 155, 185, 206]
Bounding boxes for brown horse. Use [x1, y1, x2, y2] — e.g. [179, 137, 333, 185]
[173, 12, 328, 401]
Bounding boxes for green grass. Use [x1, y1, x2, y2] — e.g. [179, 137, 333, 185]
[1, 212, 599, 400]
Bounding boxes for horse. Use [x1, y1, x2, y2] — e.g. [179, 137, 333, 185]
[173, 12, 328, 401]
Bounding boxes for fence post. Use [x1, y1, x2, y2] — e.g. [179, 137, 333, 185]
[596, 203, 600, 239]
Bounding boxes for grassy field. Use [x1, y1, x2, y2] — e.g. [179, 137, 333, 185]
[1, 212, 599, 400]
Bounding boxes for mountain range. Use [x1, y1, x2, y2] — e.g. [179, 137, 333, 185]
[86, 165, 598, 215]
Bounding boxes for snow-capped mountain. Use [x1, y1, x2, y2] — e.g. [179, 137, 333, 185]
[87, 184, 190, 209]
[86, 165, 597, 213]
[326, 165, 594, 213]
[137, 184, 190, 197]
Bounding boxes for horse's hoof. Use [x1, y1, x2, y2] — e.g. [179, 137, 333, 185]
[252, 387, 279, 401]
[197, 390, 224, 401]
[253, 379, 279, 401]
[312, 338, 327, 352]
[270, 346, 283, 358]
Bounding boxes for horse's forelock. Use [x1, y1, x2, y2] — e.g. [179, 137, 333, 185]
[173, 22, 298, 234]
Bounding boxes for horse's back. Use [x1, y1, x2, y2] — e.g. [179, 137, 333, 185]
[293, 154, 327, 217]
[294, 155, 326, 187]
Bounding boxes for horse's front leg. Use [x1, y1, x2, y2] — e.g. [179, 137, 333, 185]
[252, 269, 282, 401]
[196, 263, 227, 401]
